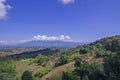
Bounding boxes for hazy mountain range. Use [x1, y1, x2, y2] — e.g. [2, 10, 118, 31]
[0, 40, 84, 48]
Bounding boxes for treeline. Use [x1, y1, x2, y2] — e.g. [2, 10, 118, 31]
[9, 48, 60, 59]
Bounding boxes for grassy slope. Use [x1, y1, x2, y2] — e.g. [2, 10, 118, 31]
[14, 35, 120, 80]
[41, 62, 75, 80]
[15, 59, 44, 77]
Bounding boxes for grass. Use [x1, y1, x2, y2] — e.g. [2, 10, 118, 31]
[41, 61, 75, 80]
[15, 59, 44, 77]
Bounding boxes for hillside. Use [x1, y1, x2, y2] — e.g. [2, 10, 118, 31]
[40, 35, 120, 80]
[0, 35, 120, 80]
[41, 62, 75, 80]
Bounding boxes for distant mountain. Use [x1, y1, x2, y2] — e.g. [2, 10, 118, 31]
[19, 40, 84, 48]
[0, 40, 84, 48]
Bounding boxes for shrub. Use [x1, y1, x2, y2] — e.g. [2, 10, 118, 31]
[62, 72, 80, 80]
[54, 54, 72, 67]
[21, 70, 33, 80]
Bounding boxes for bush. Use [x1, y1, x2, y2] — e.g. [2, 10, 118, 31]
[37, 56, 50, 67]
[34, 66, 52, 78]
[74, 59, 82, 67]
[95, 50, 112, 58]
[21, 70, 33, 80]
[54, 54, 72, 67]
[104, 53, 120, 80]
[0, 58, 16, 80]
[62, 72, 80, 80]
[79, 48, 89, 54]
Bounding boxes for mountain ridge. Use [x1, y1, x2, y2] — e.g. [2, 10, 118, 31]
[0, 40, 84, 48]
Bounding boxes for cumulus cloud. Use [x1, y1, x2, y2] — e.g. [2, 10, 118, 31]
[0, 35, 72, 44]
[33, 35, 72, 41]
[59, 0, 75, 4]
[0, 0, 11, 20]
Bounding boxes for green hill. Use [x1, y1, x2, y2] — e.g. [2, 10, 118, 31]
[0, 35, 120, 80]
[41, 62, 75, 80]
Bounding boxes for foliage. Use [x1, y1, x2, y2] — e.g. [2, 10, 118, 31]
[74, 59, 82, 67]
[94, 35, 120, 52]
[36, 55, 50, 67]
[62, 58, 105, 80]
[104, 52, 120, 80]
[34, 66, 52, 78]
[79, 45, 89, 54]
[1, 35, 120, 80]
[0, 57, 16, 80]
[21, 70, 33, 80]
[62, 72, 80, 80]
[54, 54, 72, 67]
[95, 50, 112, 58]
[9, 48, 60, 59]
[82, 75, 89, 80]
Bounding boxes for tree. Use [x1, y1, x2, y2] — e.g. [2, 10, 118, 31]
[79, 48, 89, 54]
[21, 70, 33, 80]
[55, 54, 72, 67]
[74, 59, 82, 67]
[104, 53, 120, 80]
[0, 58, 16, 80]
[82, 75, 89, 80]
[62, 72, 80, 80]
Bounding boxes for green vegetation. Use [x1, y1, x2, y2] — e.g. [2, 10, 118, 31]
[41, 62, 75, 80]
[104, 52, 120, 80]
[36, 55, 50, 67]
[54, 54, 72, 67]
[21, 70, 33, 80]
[0, 58, 16, 80]
[9, 48, 60, 58]
[0, 35, 120, 80]
[61, 35, 120, 80]
[34, 66, 53, 78]
[62, 72, 79, 80]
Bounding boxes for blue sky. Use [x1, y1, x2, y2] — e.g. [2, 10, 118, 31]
[0, 0, 120, 42]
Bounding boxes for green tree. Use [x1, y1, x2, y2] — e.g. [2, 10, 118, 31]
[55, 54, 72, 67]
[21, 70, 33, 80]
[74, 59, 82, 67]
[79, 48, 89, 54]
[62, 72, 80, 80]
[0, 58, 16, 80]
[104, 52, 120, 80]
[82, 75, 89, 80]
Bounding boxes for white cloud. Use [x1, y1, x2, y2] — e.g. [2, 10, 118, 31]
[59, 0, 75, 4]
[0, 35, 72, 44]
[0, 0, 11, 20]
[33, 35, 72, 41]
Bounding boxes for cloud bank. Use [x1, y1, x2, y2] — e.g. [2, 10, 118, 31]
[33, 35, 72, 41]
[0, 35, 73, 44]
[0, 0, 11, 20]
[59, 0, 75, 4]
